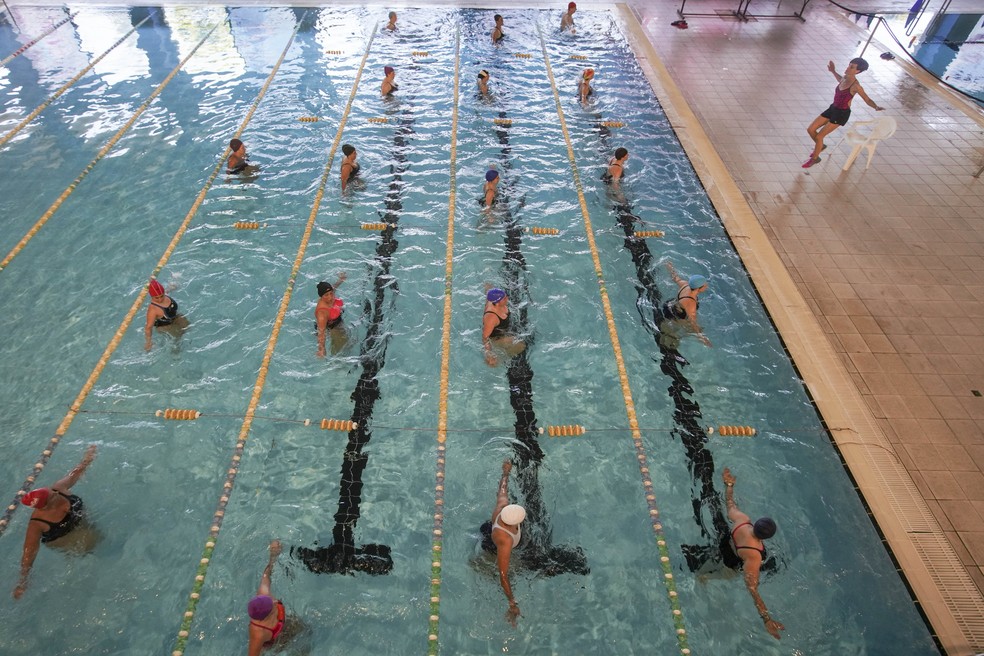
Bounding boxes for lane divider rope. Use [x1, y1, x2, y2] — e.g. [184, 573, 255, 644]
[0, 11, 76, 68]
[536, 24, 692, 655]
[0, 14, 152, 151]
[170, 22, 378, 656]
[427, 24, 460, 656]
[0, 22, 220, 274]
[0, 16, 297, 537]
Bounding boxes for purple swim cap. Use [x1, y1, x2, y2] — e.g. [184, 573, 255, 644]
[248, 595, 274, 620]
[487, 288, 506, 303]
[485, 169, 499, 182]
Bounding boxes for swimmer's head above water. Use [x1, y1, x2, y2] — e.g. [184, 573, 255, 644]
[688, 274, 707, 290]
[20, 488, 50, 508]
[485, 169, 499, 182]
[317, 281, 334, 297]
[247, 594, 274, 620]
[342, 144, 356, 158]
[229, 138, 243, 152]
[148, 278, 165, 298]
[753, 517, 777, 539]
[487, 288, 506, 304]
[500, 504, 526, 525]
[478, 70, 489, 80]
[583, 68, 595, 80]
[384, 66, 395, 76]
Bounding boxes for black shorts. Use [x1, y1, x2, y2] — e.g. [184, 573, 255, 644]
[820, 105, 851, 126]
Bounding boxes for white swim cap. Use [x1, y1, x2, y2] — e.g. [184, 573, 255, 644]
[500, 504, 526, 525]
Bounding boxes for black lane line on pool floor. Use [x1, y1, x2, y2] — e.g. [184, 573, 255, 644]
[589, 116, 777, 574]
[491, 110, 589, 577]
[292, 65, 418, 578]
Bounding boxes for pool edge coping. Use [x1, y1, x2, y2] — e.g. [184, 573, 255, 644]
[615, 3, 984, 654]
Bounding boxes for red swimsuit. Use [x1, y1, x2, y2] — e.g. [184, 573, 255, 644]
[250, 600, 286, 646]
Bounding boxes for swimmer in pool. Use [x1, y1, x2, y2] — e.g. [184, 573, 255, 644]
[316, 272, 348, 357]
[247, 539, 286, 656]
[481, 168, 499, 209]
[560, 2, 577, 33]
[381, 65, 398, 97]
[803, 58, 883, 169]
[145, 278, 188, 351]
[482, 287, 525, 366]
[477, 69, 491, 97]
[722, 468, 784, 640]
[662, 261, 711, 347]
[578, 68, 594, 103]
[384, 11, 397, 31]
[601, 147, 628, 191]
[227, 138, 256, 174]
[491, 14, 505, 44]
[340, 144, 361, 193]
[14, 444, 97, 599]
[480, 459, 526, 626]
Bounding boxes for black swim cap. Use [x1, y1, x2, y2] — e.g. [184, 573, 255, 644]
[753, 517, 777, 539]
[317, 281, 334, 296]
[615, 147, 628, 160]
[342, 144, 355, 157]
[229, 138, 243, 151]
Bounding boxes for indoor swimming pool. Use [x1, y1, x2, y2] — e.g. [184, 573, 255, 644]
[0, 5, 941, 655]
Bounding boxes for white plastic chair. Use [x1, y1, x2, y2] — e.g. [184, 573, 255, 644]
[840, 115, 897, 171]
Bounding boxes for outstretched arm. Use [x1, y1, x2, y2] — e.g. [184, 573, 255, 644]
[256, 539, 282, 596]
[854, 85, 883, 111]
[14, 522, 44, 599]
[664, 261, 684, 286]
[52, 444, 97, 492]
[493, 460, 520, 624]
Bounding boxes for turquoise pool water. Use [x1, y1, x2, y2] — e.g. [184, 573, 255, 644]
[0, 6, 940, 655]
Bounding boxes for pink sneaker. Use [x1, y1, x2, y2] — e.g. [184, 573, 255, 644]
[801, 156, 820, 168]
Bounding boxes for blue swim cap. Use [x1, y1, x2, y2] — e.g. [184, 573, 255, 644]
[688, 274, 707, 290]
[487, 288, 506, 303]
[485, 169, 499, 182]
[753, 517, 777, 540]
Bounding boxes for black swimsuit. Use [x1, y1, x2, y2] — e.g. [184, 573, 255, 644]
[485, 309, 510, 339]
[732, 522, 767, 558]
[601, 158, 623, 184]
[31, 491, 84, 543]
[493, 28, 505, 43]
[661, 288, 698, 321]
[152, 299, 178, 327]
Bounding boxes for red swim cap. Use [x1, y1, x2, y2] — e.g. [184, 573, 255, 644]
[21, 488, 50, 508]
[148, 279, 165, 297]
[569, 2, 577, 9]
[384, 66, 395, 75]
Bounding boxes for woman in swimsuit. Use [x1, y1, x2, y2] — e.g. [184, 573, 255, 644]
[315, 272, 348, 357]
[578, 68, 594, 103]
[601, 147, 628, 190]
[722, 467, 783, 639]
[381, 65, 398, 97]
[144, 278, 188, 351]
[491, 14, 505, 44]
[663, 261, 711, 347]
[482, 287, 525, 366]
[483, 460, 526, 626]
[247, 539, 286, 656]
[14, 444, 97, 599]
[803, 58, 883, 169]
[477, 69, 491, 97]
[340, 144, 361, 193]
